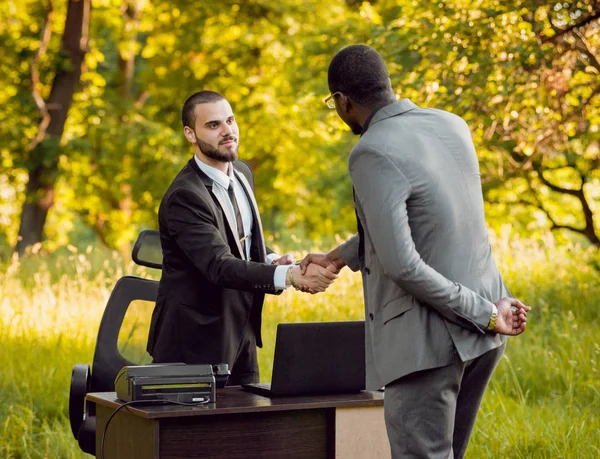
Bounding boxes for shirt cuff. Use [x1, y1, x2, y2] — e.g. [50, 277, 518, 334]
[274, 265, 291, 290]
[266, 252, 280, 265]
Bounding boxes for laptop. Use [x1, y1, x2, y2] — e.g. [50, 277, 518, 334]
[242, 321, 365, 397]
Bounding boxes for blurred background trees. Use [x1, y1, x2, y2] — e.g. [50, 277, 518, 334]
[1, 0, 599, 258]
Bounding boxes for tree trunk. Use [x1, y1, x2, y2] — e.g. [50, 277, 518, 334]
[116, 0, 141, 256]
[16, 0, 91, 255]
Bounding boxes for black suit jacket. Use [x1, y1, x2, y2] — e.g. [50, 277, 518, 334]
[147, 158, 279, 367]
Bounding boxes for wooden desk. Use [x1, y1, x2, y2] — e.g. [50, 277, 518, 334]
[88, 388, 390, 459]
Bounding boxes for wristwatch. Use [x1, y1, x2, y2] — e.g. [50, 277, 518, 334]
[487, 304, 498, 331]
[285, 265, 296, 288]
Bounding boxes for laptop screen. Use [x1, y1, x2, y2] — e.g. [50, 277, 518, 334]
[268, 321, 366, 396]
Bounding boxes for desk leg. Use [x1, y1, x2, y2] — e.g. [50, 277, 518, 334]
[335, 405, 391, 459]
[96, 404, 159, 459]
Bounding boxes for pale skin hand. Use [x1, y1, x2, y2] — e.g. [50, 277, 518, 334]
[494, 297, 532, 335]
[291, 264, 337, 294]
[272, 253, 295, 265]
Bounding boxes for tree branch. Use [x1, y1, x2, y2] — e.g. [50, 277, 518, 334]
[551, 223, 592, 235]
[526, 180, 589, 235]
[573, 29, 600, 73]
[579, 184, 600, 246]
[535, 166, 600, 246]
[537, 170, 582, 197]
[135, 91, 149, 109]
[583, 84, 600, 108]
[28, 1, 54, 151]
[541, 9, 600, 43]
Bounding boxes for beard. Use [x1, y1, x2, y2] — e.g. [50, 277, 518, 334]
[196, 135, 238, 162]
[338, 112, 363, 135]
[350, 121, 363, 135]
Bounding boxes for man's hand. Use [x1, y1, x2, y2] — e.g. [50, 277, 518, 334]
[299, 250, 345, 275]
[272, 254, 295, 265]
[291, 264, 337, 294]
[494, 297, 532, 335]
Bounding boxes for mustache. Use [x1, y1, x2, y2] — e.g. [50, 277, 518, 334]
[219, 136, 237, 145]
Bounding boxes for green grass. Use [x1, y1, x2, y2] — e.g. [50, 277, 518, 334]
[0, 232, 599, 458]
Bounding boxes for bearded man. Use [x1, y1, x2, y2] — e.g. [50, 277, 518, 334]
[147, 91, 336, 385]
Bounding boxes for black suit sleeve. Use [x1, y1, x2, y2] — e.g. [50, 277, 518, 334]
[166, 187, 278, 292]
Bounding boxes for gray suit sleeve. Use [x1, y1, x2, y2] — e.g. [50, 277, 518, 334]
[350, 146, 493, 333]
[338, 234, 361, 272]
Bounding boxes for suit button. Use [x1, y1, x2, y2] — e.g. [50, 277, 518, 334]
[365, 268, 371, 275]
[369, 313, 374, 321]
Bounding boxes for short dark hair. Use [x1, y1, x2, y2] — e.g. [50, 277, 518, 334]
[328, 45, 392, 108]
[182, 90, 226, 128]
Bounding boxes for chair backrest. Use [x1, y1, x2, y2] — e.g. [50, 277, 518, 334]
[89, 230, 163, 392]
[89, 276, 159, 392]
[132, 229, 162, 269]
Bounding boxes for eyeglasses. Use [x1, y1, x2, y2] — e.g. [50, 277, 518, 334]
[324, 91, 342, 109]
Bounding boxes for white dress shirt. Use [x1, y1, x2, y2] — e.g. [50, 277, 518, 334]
[194, 156, 289, 289]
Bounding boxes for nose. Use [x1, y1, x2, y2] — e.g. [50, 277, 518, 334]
[222, 123, 234, 136]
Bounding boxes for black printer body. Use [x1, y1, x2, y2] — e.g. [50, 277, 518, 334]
[115, 363, 229, 404]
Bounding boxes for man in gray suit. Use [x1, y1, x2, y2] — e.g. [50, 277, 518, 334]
[300, 45, 531, 458]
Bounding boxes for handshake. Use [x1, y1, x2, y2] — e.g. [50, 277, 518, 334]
[272, 252, 345, 294]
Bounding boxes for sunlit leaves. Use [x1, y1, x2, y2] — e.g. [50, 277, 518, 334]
[1, 0, 598, 251]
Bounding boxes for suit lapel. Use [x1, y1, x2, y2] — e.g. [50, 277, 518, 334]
[210, 186, 246, 260]
[234, 167, 267, 263]
[189, 158, 246, 260]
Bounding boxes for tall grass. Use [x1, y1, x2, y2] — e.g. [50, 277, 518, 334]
[0, 231, 598, 458]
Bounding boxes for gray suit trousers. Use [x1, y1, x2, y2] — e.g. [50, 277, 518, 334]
[384, 344, 506, 459]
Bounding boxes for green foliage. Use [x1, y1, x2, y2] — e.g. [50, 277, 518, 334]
[368, 0, 600, 244]
[2, 1, 598, 251]
[1, 2, 599, 457]
[0, 234, 599, 457]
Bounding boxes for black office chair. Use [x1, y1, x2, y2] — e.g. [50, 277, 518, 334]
[69, 230, 162, 456]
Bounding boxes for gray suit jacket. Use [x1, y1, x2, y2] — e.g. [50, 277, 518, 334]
[339, 99, 508, 390]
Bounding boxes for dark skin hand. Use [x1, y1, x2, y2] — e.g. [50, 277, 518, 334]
[494, 298, 531, 335]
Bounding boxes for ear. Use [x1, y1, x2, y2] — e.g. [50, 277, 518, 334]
[339, 94, 352, 114]
[183, 126, 196, 144]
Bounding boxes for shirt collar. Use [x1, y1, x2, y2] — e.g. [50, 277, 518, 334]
[361, 104, 388, 137]
[361, 111, 377, 137]
[194, 155, 234, 190]
[361, 100, 401, 136]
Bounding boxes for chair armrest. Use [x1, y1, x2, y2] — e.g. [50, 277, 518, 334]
[69, 364, 90, 439]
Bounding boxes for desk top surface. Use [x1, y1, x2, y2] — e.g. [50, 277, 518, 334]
[88, 387, 384, 419]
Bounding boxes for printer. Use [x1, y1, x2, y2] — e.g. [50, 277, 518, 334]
[115, 363, 229, 404]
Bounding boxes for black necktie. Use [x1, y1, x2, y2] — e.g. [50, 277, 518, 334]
[353, 187, 365, 262]
[228, 181, 246, 257]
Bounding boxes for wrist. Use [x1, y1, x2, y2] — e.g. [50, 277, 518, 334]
[285, 266, 297, 288]
[327, 248, 345, 270]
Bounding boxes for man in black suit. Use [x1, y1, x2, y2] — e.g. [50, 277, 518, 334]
[147, 91, 336, 385]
